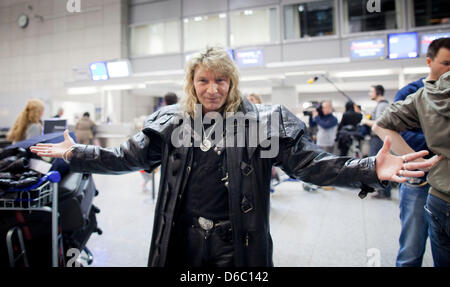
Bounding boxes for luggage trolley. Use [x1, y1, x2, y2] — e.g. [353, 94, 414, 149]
[0, 171, 61, 267]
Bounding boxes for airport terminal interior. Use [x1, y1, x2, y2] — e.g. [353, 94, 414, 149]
[0, 0, 448, 267]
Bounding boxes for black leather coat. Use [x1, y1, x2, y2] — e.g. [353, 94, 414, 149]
[69, 98, 384, 267]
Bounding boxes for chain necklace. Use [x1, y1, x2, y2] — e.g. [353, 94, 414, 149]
[200, 122, 217, 152]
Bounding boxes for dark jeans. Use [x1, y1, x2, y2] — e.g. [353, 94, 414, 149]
[168, 217, 234, 267]
[425, 194, 450, 266]
[370, 135, 391, 197]
[369, 135, 383, 157]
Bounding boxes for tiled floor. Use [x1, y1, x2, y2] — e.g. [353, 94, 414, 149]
[85, 170, 433, 267]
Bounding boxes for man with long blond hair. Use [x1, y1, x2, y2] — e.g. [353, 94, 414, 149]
[7, 98, 45, 143]
[30, 47, 437, 267]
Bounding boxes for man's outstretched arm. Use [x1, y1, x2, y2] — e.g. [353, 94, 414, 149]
[372, 123, 415, 156]
[372, 123, 442, 169]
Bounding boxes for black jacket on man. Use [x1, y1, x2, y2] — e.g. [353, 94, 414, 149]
[68, 97, 385, 267]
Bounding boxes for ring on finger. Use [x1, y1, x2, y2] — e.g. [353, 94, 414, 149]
[403, 162, 408, 170]
[402, 155, 407, 163]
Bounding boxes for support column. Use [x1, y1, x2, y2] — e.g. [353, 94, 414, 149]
[102, 90, 122, 123]
[398, 69, 405, 90]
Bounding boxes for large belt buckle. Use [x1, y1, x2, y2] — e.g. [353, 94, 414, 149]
[407, 177, 423, 185]
[198, 217, 214, 231]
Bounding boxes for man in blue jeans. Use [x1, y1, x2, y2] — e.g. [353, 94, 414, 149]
[393, 77, 430, 266]
[373, 38, 450, 267]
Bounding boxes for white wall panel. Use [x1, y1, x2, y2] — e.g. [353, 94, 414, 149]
[129, 0, 181, 25]
[182, 0, 227, 17]
[131, 54, 183, 73]
[0, 0, 127, 126]
[229, 0, 279, 11]
[283, 39, 341, 61]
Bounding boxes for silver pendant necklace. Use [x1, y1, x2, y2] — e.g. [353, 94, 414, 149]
[200, 122, 217, 152]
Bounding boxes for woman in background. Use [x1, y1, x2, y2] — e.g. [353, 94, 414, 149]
[7, 98, 45, 143]
[75, 112, 96, 145]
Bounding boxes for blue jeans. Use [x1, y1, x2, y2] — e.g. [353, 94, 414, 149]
[425, 194, 450, 266]
[396, 183, 429, 266]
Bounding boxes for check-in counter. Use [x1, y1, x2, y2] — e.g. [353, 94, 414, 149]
[0, 127, 12, 148]
[94, 123, 136, 148]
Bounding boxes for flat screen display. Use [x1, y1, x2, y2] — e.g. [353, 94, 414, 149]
[350, 38, 385, 59]
[89, 61, 109, 81]
[235, 49, 264, 67]
[106, 60, 131, 78]
[42, 119, 67, 134]
[420, 32, 450, 55]
[388, 32, 418, 59]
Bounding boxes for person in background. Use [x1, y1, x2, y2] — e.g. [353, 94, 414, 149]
[163, 92, 179, 106]
[7, 98, 45, 144]
[247, 93, 280, 187]
[362, 84, 392, 199]
[75, 112, 96, 145]
[337, 101, 363, 156]
[392, 74, 429, 267]
[54, 107, 64, 118]
[381, 38, 449, 267]
[373, 69, 449, 266]
[308, 100, 339, 190]
[140, 93, 178, 193]
[338, 101, 362, 131]
[362, 85, 390, 155]
[247, 93, 262, 105]
[310, 100, 338, 153]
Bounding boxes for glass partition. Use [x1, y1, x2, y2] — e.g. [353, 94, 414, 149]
[130, 20, 180, 56]
[284, 1, 335, 40]
[230, 7, 278, 47]
[343, 0, 403, 34]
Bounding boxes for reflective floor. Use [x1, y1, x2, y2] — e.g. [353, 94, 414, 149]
[86, 170, 433, 267]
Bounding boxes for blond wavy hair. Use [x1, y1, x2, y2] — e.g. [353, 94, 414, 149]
[183, 46, 242, 118]
[247, 93, 262, 104]
[7, 98, 44, 142]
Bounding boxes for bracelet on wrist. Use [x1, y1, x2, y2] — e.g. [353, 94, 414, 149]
[62, 146, 75, 164]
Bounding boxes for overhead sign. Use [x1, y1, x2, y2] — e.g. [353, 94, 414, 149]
[89, 61, 108, 81]
[235, 49, 264, 67]
[420, 32, 450, 55]
[106, 60, 131, 78]
[388, 32, 418, 60]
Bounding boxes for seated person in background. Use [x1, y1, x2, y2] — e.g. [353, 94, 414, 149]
[337, 101, 363, 156]
[7, 98, 45, 144]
